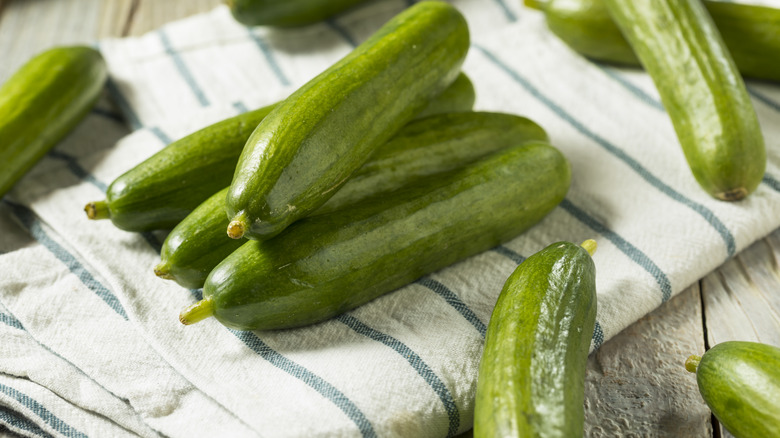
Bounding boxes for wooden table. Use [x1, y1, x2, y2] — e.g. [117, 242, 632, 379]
[1, 1, 778, 437]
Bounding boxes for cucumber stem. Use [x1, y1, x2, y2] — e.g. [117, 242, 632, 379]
[179, 297, 215, 325]
[84, 200, 110, 220]
[581, 239, 598, 256]
[227, 213, 247, 239]
[523, 0, 548, 10]
[685, 355, 702, 373]
[154, 262, 174, 280]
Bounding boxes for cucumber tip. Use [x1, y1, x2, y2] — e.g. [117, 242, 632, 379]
[227, 219, 246, 239]
[715, 187, 748, 202]
[154, 263, 174, 280]
[84, 200, 110, 220]
[179, 298, 214, 325]
[684, 355, 702, 373]
[580, 239, 598, 256]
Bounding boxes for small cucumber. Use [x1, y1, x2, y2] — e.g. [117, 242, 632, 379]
[225, 1, 470, 240]
[155, 112, 548, 288]
[84, 72, 475, 231]
[227, 0, 369, 27]
[474, 240, 597, 438]
[533, 0, 780, 82]
[602, 0, 765, 201]
[0, 46, 107, 198]
[179, 141, 571, 330]
[686, 341, 780, 438]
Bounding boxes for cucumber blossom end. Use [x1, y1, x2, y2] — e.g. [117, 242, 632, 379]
[84, 200, 110, 220]
[580, 239, 598, 256]
[227, 214, 247, 239]
[715, 187, 748, 202]
[685, 354, 702, 373]
[179, 298, 215, 325]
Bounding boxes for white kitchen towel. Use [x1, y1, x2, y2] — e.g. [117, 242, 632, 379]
[1, 1, 779, 437]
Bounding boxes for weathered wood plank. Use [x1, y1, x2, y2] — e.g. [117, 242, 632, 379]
[0, 0, 104, 82]
[584, 284, 711, 437]
[126, 0, 222, 36]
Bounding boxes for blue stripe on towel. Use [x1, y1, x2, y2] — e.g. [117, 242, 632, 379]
[148, 126, 173, 145]
[247, 29, 291, 86]
[0, 403, 53, 438]
[763, 174, 780, 192]
[0, 383, 88, 438]
[336, 314, 460, 438]
[90, 107, 126, 124]
[599, 66, 664, 111]
[560, 198, 672, 302]
[474, 44, 737, 259]
[0, 312, 24, 331]
[493, 0, 518, 22]
[3, 201, 129, 319]
[491, 245, 526, 265]
[592, 321, 605, 348]
[416, 277, 487, 337]
[233, 101, 250, 114]
[747, 86, 780, 112]
[231, 330, 377, 437]
[327, 19, 358, 48]
[47, 151, 108, 192]
[104, 78, 143, 130]
[158, 29, 210, 107]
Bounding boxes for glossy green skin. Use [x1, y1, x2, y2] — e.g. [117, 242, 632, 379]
[160, 112, 548, 289]
[602, 0, 765, 201]
[226, 1, 470, 240]
[101, 72, 473, 232]
[0, 46, 107, 198]
[474, 241, 597, 438]
[205, 142, 570, 330]
[696, 341, 780, 438]
[104, 104, 276, 231]
[544, 0, 780, 82]
[227, 0, 369, 27]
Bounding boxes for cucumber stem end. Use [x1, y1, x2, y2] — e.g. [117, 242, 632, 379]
[84, 201, 110, 220]
[581, 239, 598, 256]
[179, 297, 215, 325]
[684, 355, 702, 373]
[154, 262, 174, 280]
[523, 0, 548, 11]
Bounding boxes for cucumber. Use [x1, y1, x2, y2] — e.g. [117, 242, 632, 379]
[474, 240, 597, 438]
[685, 341, 780, 438]
[84, 72, 475, 231]
[0, 46, 107, 198]
[601, 0, 765, 201]
[533, 0, 780, 82]
[179, 141, 571, 330]
[155, 112, 548, 289]
[225, 1, 470, 240]
[227, 0, 369, 27]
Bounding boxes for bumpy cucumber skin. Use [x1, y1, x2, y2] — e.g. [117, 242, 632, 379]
[99, 73, 472, 232]
[543, 0, 780, 82]
[602, 0, 765, 201]
[103, 104, 275, 231]
[226, 1, 470, 240]
[0, 46, 107, 198]
[205, 142, 570, 331]
[696, 341, 780, 438]
[160, 112, 548, 289]
[227, 0, 368, 27]
[474, 241, 597, 438]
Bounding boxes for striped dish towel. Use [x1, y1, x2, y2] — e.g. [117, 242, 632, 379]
[1, 1, 779, 436]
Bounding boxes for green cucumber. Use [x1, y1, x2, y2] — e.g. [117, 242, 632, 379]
[225, 1, 470, 240]
[532, 0, 780, 82]
[179, 141, 570, 330]
[601, 0, 765, 201]
[155, 112, 548, 289]
[0, 46, 107, 198]
[474, 240, 597, 438]
[227, 0, 369, 27]
[686, 341, 780, 438]
[84, 72, 475, 231]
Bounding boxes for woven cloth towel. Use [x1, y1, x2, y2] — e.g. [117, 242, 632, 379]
[1, 1, 780, 437]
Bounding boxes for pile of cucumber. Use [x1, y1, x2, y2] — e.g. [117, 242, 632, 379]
[2, 0, 777, 436]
